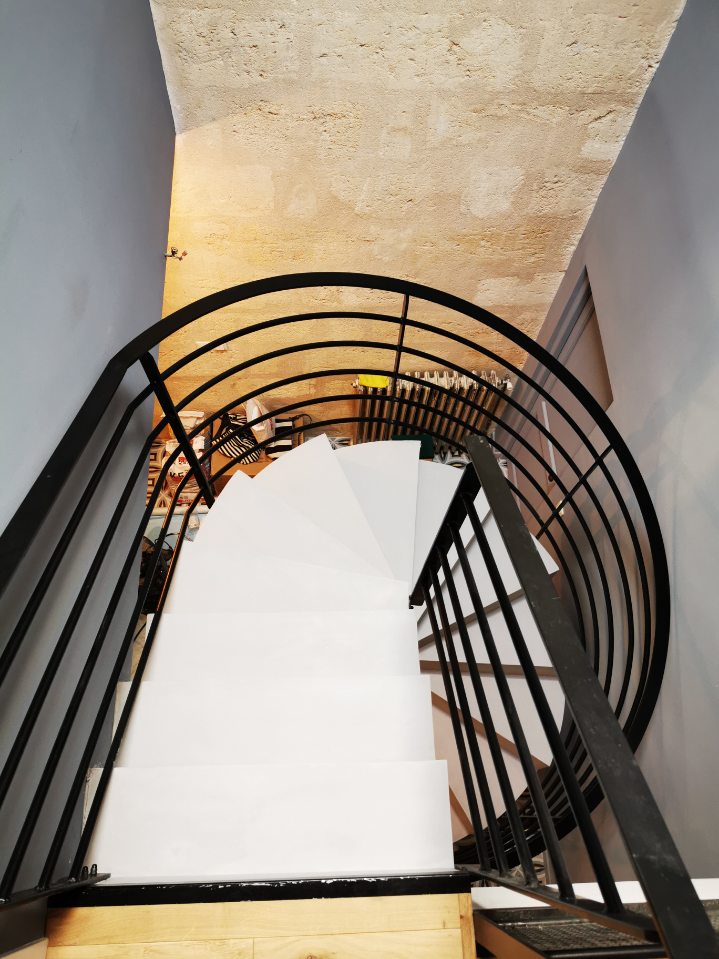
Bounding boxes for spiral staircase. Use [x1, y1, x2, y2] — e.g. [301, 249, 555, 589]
[83, 433, 562, 884]
[0, 274, 717, 958]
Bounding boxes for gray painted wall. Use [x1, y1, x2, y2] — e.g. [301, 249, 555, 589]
[0, 0, 174, 926]
[0, 0, 174, 527]
[536, 0, 719, 876]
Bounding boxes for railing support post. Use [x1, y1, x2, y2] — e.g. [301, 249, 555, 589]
[384, 293, 410, 440]
[140, 353, 215, 507]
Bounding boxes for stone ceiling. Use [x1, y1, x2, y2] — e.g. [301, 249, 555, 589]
[150, 0, 683, 421]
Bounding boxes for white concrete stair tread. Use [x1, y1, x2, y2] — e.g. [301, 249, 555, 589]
[163, 548, 408, 614]
[88, 761, 454, 882]
[117, 676, 436, 767]
[412, 461, 463, 591]
[144, 610, 421, 681]
[255, 434, 393, 577]
[191, 469, 380, 577]
[335, 440, 420, 586]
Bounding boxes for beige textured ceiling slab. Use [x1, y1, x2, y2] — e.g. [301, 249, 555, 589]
[151, 0, 683, 417]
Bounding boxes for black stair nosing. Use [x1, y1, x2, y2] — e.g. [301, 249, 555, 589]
[48, 870, 473, 907]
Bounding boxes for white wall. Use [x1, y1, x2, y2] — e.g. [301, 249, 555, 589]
[535, 0, 719, 877]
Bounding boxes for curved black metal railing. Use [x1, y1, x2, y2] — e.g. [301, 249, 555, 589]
[0, 273, 713, 956]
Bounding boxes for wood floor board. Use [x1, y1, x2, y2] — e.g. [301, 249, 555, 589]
[458, 892, 476, 959]
[48, 940, 253, 958]
[47, 893, 462, 945]
[253, 927, 462, 958]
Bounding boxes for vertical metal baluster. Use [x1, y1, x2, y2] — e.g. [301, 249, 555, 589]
[407, 373, 424, 435]
[365, 388, 378, 442]
[468, 380, 488, 434]
[384, 294, 410, 440]
[424, 374, 440, 439]
[415, 376, 432, 436]
[399, 380, 412, 434]
[459, 378, 482, 439]
[423, 588, 490, 870]
[70, 502, 197, 878]
[435, 373, 452, 452]
[355, 384, 367, 443]
[450, 528, 575, 894]
[443, 533, 538, 885]
[442, 374, 461, 450]
[463, 491, 622, 912]
[140, 353, 214, 506]
[355, 383, 368, 444]
[479, 378, 508, 436]
[430, 566, 507, 873]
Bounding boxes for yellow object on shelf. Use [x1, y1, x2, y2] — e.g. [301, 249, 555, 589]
[358, 374, 390, 389]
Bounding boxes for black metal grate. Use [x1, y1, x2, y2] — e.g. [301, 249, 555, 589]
[504, 916, 655, 950]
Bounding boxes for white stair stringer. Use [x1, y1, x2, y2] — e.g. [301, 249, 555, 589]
[418, 594, 554, 668]
[144, 610, 421, 681]
[87, 762, 454, 883]
[415, 512, 558, 636]
[190, 469, 382, 578]
[254, 434, 393, 577]
[335, 440, 420, 586]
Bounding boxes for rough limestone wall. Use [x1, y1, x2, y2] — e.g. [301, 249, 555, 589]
[149, 0, 684, 425]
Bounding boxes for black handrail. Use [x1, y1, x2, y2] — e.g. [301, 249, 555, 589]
[0, 272, 689, 951]
[411, 435, 717, 957]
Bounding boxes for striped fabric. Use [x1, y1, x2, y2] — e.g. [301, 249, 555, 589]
[215, 412, 261, 463]
[266, 418, 295, 460]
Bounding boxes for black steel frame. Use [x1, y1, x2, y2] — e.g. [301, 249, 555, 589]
[0, 272, 710, 958]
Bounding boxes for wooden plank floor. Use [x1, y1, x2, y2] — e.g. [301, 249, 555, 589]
[47, 892, 475, 958]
